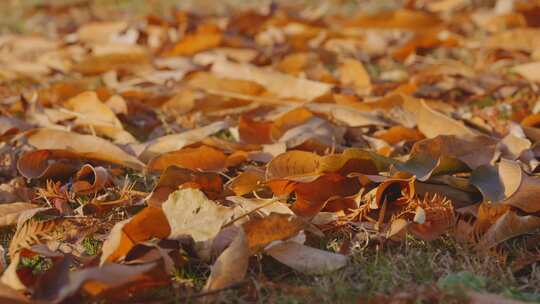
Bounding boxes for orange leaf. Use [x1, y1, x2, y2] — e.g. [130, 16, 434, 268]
[148, 166, 223, 207]
[104, 207, 170, 263]
[166, 24, 222, 56]
[147, 145, 227, 173]
[375, 126, 425, 145]
[243, 213, 306, 253]
[228, 170, 265, 196]
[293, 173, 360, 217]
[238, 116, 273, 144]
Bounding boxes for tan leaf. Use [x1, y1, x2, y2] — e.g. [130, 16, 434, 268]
[0, 203, 40, 228]
[24, 128, 144, 170]
[203, 228, 249, 292]
[211, 59, 332, 101]
[162, 188, 234, 242]
[402, 95, 475, 138]
[8, 219, 58, 259]
[0, 281, 28, 303]
[338, 58, 371, 95]
[266, 242, 347, 274]
[497, 159, 540, 213]
[513, 61, 540, 83]
[140, 120, 230, 161]
[65, 91, 136, 144]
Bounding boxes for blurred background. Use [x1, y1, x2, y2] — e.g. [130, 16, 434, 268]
[1, 0, 503, 35]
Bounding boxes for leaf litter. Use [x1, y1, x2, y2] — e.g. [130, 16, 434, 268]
[1, 0, 540, 302]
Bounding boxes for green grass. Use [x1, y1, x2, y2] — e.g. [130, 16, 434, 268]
[105, 234, 539, 303]
[82, 235, 102, 256]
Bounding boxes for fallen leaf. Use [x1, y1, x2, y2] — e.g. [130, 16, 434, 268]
[24, 128, 144, 170]
[100, 207, 170, 263]
[148, 166, 223, 207]
[402, 95, 476, 138]
[166, 23, 222, 56]
[203, 228, 249, 293]
[266, 150, 321, 180]
[147, 145, 228, 173]
[243, 213, 306, 253]
[0, 203, 40, 228]
[65, 91, 136, 144]
[497, 159, 540, 213]
[140, 120, 230, 161]
[228, 169, 265, 196]
[162, 188, 234, 242]
[338, 58, 371, 95]
[211, 59, 332, 101]
[266, 242, 347, 274]
[478, 210, 540, 249]
[72, 164, 109, 194]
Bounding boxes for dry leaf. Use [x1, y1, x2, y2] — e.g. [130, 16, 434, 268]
[147, 145, 227, 173]
[203, 228, 249, 293]
[211, 59, 332, 101]
[140, 120, 230, 161]
[266, 242, 347, 274]
[243, 213, 306, 253]
[100, 207, 170, 264]
[478, 210, 540, 249]
[0, 203, 40, 228]
[402, 95, 475, 138]
[338, 58, 371, 95]
[162, 188, 234, 242]
[24, 128, 144, 170]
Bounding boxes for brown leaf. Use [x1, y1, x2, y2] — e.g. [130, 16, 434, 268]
[238, 115, 273, 144]
[228, 169, 265, 196]
[498, 159, 540, 213]
[375, 126, 425, 145]
[148, 166, 223, 207]
[72, 164, 110, 195]
[73, 50, 150, 75]
[35, 257, 157, 303]
[101, 207, 170, 264]
[478, 210, 540, 249]
[345, 9, 442, 31]
[266, 150, 321, 180]
[292, 173, 360, 217]
[243, 213, 306, 253]
[17, 149, 82, 179]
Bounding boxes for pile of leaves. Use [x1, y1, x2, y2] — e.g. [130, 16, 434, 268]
[1, 0, 540, 302]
